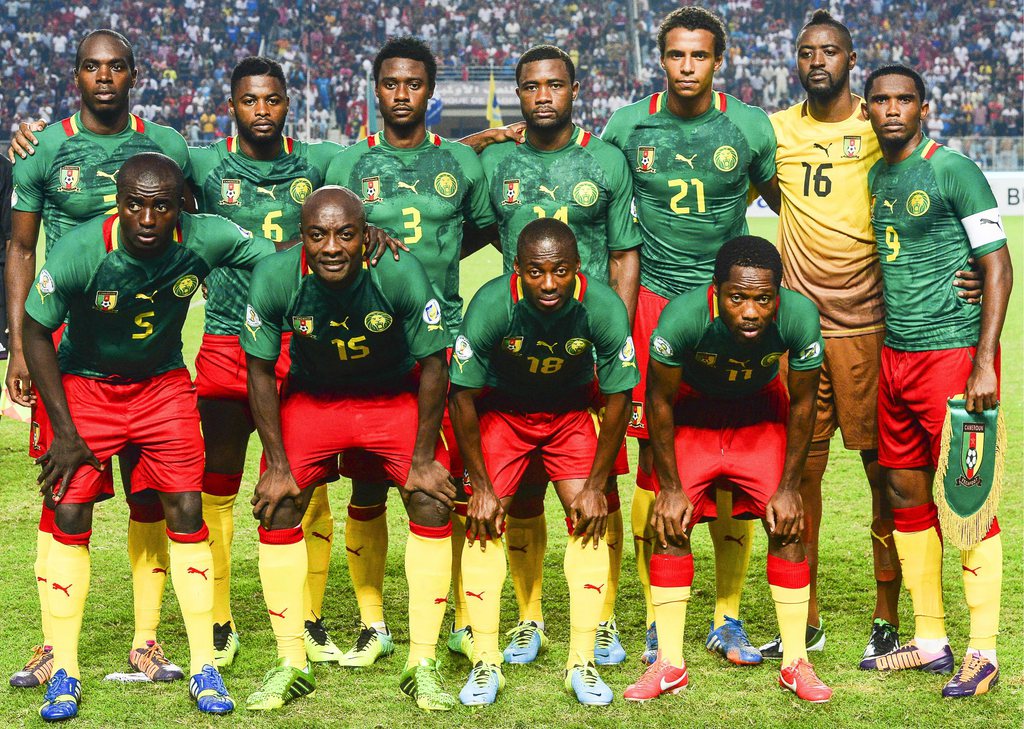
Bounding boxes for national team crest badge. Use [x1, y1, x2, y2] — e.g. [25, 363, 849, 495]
[502, 179, 521, 206]
[636, 146, 656, 173]
[220, 179, 242, 206]
[843, 136, 862, 158]
[95, 291, 118, 311]
[565, 338, 590, 356]
[172, 274, 200, 298]
[695, 351, 717, 367]
[364, 311, 393, 333]
[289, 177, 313, 204]
[434, 172, 458, 198]
[361, 176, 382, 203]
[907, 190, 931, 217]
[630, 401, 644, 428]
[59, 166, 81, 192]
[292, 316, 315, 337]
[959, 422, 985, 487]
[713, 145, 738, 172]
[503, 336, 523, 354]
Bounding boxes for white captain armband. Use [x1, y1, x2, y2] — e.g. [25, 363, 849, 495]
[961, 209, 1006, 250]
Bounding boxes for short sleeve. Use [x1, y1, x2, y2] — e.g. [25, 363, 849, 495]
[11, 136, 50, 213]
[780, 290, 825, 371]
[379, 256, 449, 360]
[23, 236, 90, 329]
[936, 151, 1007, 257]
[600, 106, 631, 155]
[648, 294, 706, 367]
[599, 147, 641, 251]
[747, 108, 777, 186]
[457, 145, 497, 228]
[323, 148, 354, 188]
[200, 214, 277, 271]
[450, 278, 507, 388]
[588, 286, 639, 393]
[308, 140, 345, 176]
[240, 255, 288, 360]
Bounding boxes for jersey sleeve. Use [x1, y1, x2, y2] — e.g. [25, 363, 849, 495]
[455, 144, 497, 228]
[156, 126, 194, 183]
[10, 131, 53, 213]
[599, 105, 632, 156]
[648, 294, 706, 368]
[779, 289, 825, 371]
[449, 278, 507, 389]
[323, 147, 356, 188]
[378, 256, 449, 360]
[588, 284, 640, 394]
[199, 214, 277, 271]
[935, 150, 1007, 258]
[240, 253, 291, 360]
[745, 106, 777, 186]
[597, 145, 642, 251]
[23, 234, 94, 329]
[307, 140, 345, 177]
[185, 144, 218, 210]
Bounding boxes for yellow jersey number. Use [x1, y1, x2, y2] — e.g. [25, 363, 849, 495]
[132, 311, 155, 340]
[667, 178, 706, 214]
[331, 336, 371, 361]
[526, 356, 564, 374]
[402, 207, 422, 245]
[884, 226, 900, 262]
[533, 206, 569, 223]
[262, 210, 284, 241]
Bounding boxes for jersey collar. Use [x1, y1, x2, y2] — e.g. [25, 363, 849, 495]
[225, 135, 294, 157]
[650, 90, 726, 117]
[521, 125, 591, 153]
[366, 130, 442, 151]
[62, 112, 145, 137]
[510, 273, 587, 305]
[103, 213, 183, 253]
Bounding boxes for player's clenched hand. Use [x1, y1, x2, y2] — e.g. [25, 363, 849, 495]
[651, 487, 692, 548]
[251, 466, 301, 525]
[570, 486, 608, 548]
[8, 119, 45, 161]
[402, 459, 455, 509]
[5, 350, 37, 407]
[965, 363, 999, 413]
[36, 433, 102, 504]
[364, 225, 408, 265]
[766, 488, 803, 545]
[465, 487, 504, 545]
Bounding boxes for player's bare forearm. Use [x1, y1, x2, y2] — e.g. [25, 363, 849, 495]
[647, 360, 684, 494]
[6, 211, 41, 357]
[584, 391, 630, 490]
[458, 122, 525, 154]
[23, 316, 75, 441]
[609, 249, 640, 325]
[967, 247, 1013, 412]
[460, 223, 499, 259]
[412, 351, 448, 467]
[755, 176, 781, 214]
[780, 367, 821, 493]
[448, 386, 493, 493]
[246, 353, 290, 470]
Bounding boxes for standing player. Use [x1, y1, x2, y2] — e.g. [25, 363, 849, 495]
[859, 65, 1011, 698]
[624, 236, 832, 703]
[22, 153, 276, 720]
[449, 219, 637, 706]
[189, 56, 343, 667]
[6, 30, 192, 688]
[323, 36, 495, 668]
[241, 187, 458, 711]
[602, 7, 777, 665]
[478, 44, 640, 665]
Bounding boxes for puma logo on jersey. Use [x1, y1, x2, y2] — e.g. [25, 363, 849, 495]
[268, 607, 287, 619]
[870, 529, 891, 548]
[724, 535, 745, 546]
[727, 358, 750, 368]
[398, 180, 420, 194]
[311, 531, 332, 543]
[539, 184, 559, 200]
[465, 590, 485, 600]
[52, 583, 72, 597]
[330, 318, 350, 330]
[584, 583, 605, 594]
[187, 567, 210, 580]
[256, 185, 277, 199]
[96, 169, 119, 182]
[962, 565, 980, 576]
[135, 290, 157, 302]
[536, 340, 557, 353]
[675, 153, 696, 168]
[346, 546, 364, 556]
[813, 142, 832, 156]
[882, 199, 896, 212]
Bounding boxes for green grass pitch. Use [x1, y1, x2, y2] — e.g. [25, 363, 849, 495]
[0, 218, 1020, 727]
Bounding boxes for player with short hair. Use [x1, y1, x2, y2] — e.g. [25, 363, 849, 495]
[449, 218, 637, 706]
[602, 6, 777, 666]
[476, 43, 640, 667]
[6, 29, 193, 688]
[22, 152, 276, 720]
[623, 236, 832, 703]
[323, 36, 496, 668]
[242, 186, 458, 712]
[859, 65, 1012, 698]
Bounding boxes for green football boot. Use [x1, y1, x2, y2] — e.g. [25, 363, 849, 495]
[338, 624, 394, 668]
[245, 659, 315, 711]
[399, 658, 457, 712]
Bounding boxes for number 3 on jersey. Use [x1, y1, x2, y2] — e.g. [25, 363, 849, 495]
[402, 207, 422, 245]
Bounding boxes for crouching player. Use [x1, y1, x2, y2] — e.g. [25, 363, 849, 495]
[241, 187, 459, 712]
[448, 219, 638, 706]
[23, 152, 276, 720]
[624, 236, 833, 703]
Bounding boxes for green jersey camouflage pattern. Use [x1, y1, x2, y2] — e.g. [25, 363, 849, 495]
[602, 91, 776, 298]
[242, 244, 448, 394]
[650, 285, 824, 399]
[324, 131, 495, 337]
[189, 135, 342, 336]
[451, 273, 639, 412]
[25, 212, 274, 380]
[12, 113, 191, 250]
[868, 138, 1008, 352]
[479, 125, 641, 280]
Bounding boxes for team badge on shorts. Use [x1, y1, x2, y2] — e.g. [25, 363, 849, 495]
[907, 190, 931, 217]
[434, 172, 458, 198]
[172, 274, 200, 298]
[220, 179, 242, 206]
[695, 351, 718, 367]
[636, 146, 656, 173]
[245, 305, 262, 339]
[361, 176, 382, 203]
[364, 311, 393, 333]
[290, 177, 313, 204]
[713, 146, 738, 172]
[843, 136, 862, 158]
[36, 269, 55, 302]
[503, 336, 523, 354]
[292, 316, 315, 337]
[630, 401, 644, 428]
[565, 338, 591, 356]
[95, 291, 118, 311]
[502, 179, 521, 205]
[422, 299, 443, 330]
[59, 166, 81, 192]
[572, 181, 600, 207]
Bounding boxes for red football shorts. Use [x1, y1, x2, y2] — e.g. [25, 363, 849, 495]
[877, 345, 1001, 470]
[51, 368, 204, 504]
[653, 377, 789, 523]
[194, 332, 292, 402]
[28, 324, 67, 459]
[281, 387, 450, 489]
[628, 286, 670, 439]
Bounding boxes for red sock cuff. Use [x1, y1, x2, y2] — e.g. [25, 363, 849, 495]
[453, 500, 468, 517]
[257, 524, 304, 545]
[892, 502, 939, 533]
[39, 505, 56, 533]
[649, 553, 694, 588]
[636, 467, 655, 492]
[606, 492, 621, 513]
[983, 516, 1000, 540]
[52, 524, 92, 546]
[564, 517, 575, 536]
[202, 471, 243, 497]
[347, 503, 387, 521]
[766, 554, 810, 589]
[166, 523, 210, 544]
[128, 500, 165, 523]
[410, 521, 453, 539]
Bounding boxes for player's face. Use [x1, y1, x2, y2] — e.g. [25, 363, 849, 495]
[796, 26, 854, 100]
[865, 75, 928, 147]
[75, 36, 137, 116]
[516, 59, 578, 132]
[302, 202, 366, 288]
[660, 28, 722, 102]
[715, 266, 779, 345]
[117, 178, 183, 260]
[231, 74, 289, 145]
[514, 241, 580, 313]
[376, 58, 432, 129]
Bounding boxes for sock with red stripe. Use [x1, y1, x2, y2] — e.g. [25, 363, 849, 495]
[201, 471, 241, 627]
[767, 554, 811, 665]
[36, 506, 56, 647]
[631, 468, 657, 627]
[168, 524, 216, 674]
[128, 500, 169, 649]
[301, 485, 333, 620]
[506, 496, 546, 624]
[708, 488, 755, 628]
[258, 525, 308, 666]
[450, 501, 470, 630]
[48, 526, 92, 679]
[963, 518, 1002, 654]
[461, 533, 506, 664]
[345, 502, 388, 626]
[405, 521, 453, 667]
[892, 503, 946, 642]
[600, 491, 623, 622]
[649, 553, 693, 667]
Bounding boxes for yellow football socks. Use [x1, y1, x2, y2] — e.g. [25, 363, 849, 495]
[600, 492, 623, 622]
[506, 512, 546, 623]
[345, 503, 388, 626]
[631, 471, 657, 627]
[451, 502, 470, 630]
[564, 532, 610, 668]
[201, 483, 238, 626]
[257, 526, 308, 666]
[127, 507, 169, 650]
[767, 554, 811, 665]
[36, 509, 56, 647]
[962, 519, 1002, 651]
[405, 522, 453, 666]
[47, 529, 92, 679]
[893, 504, 946, 640]
[168, 525, 217, 674]
[461, 536, 506, 664]
[649, 553, 693, 667]
[708, 488, 755, 628]
[302, 485, 333, 620]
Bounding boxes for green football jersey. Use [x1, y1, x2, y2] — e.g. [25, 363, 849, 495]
[190, 135, 342, 336]
[479, 125, 642, 280]
[12, 113, 192, 250]
[451, 273, 639, 412]
[868, 138, 1008, 352]
[602, 91, 776, 298]
[324, 131, 495, 337]
[25, 212, 275, 380]
[651, 285, 824, 399]
[242, 245, 448, 394]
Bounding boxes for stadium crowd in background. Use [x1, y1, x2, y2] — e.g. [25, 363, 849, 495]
[1, 0, 1020, 141]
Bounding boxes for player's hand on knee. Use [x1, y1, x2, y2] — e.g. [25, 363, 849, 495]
[766, 489, 803, 545]
[466, 489, 504, 546]
[251, 466, 301, 524]
[364, 225, 408, 265]
[5, 351, 36, 407]
[651, 488, 692, 548]
[402, 459, 456, 509]
[36, 434, 102, 504]
[965, 364, 999, 413]
[570, 486, 608, 548]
